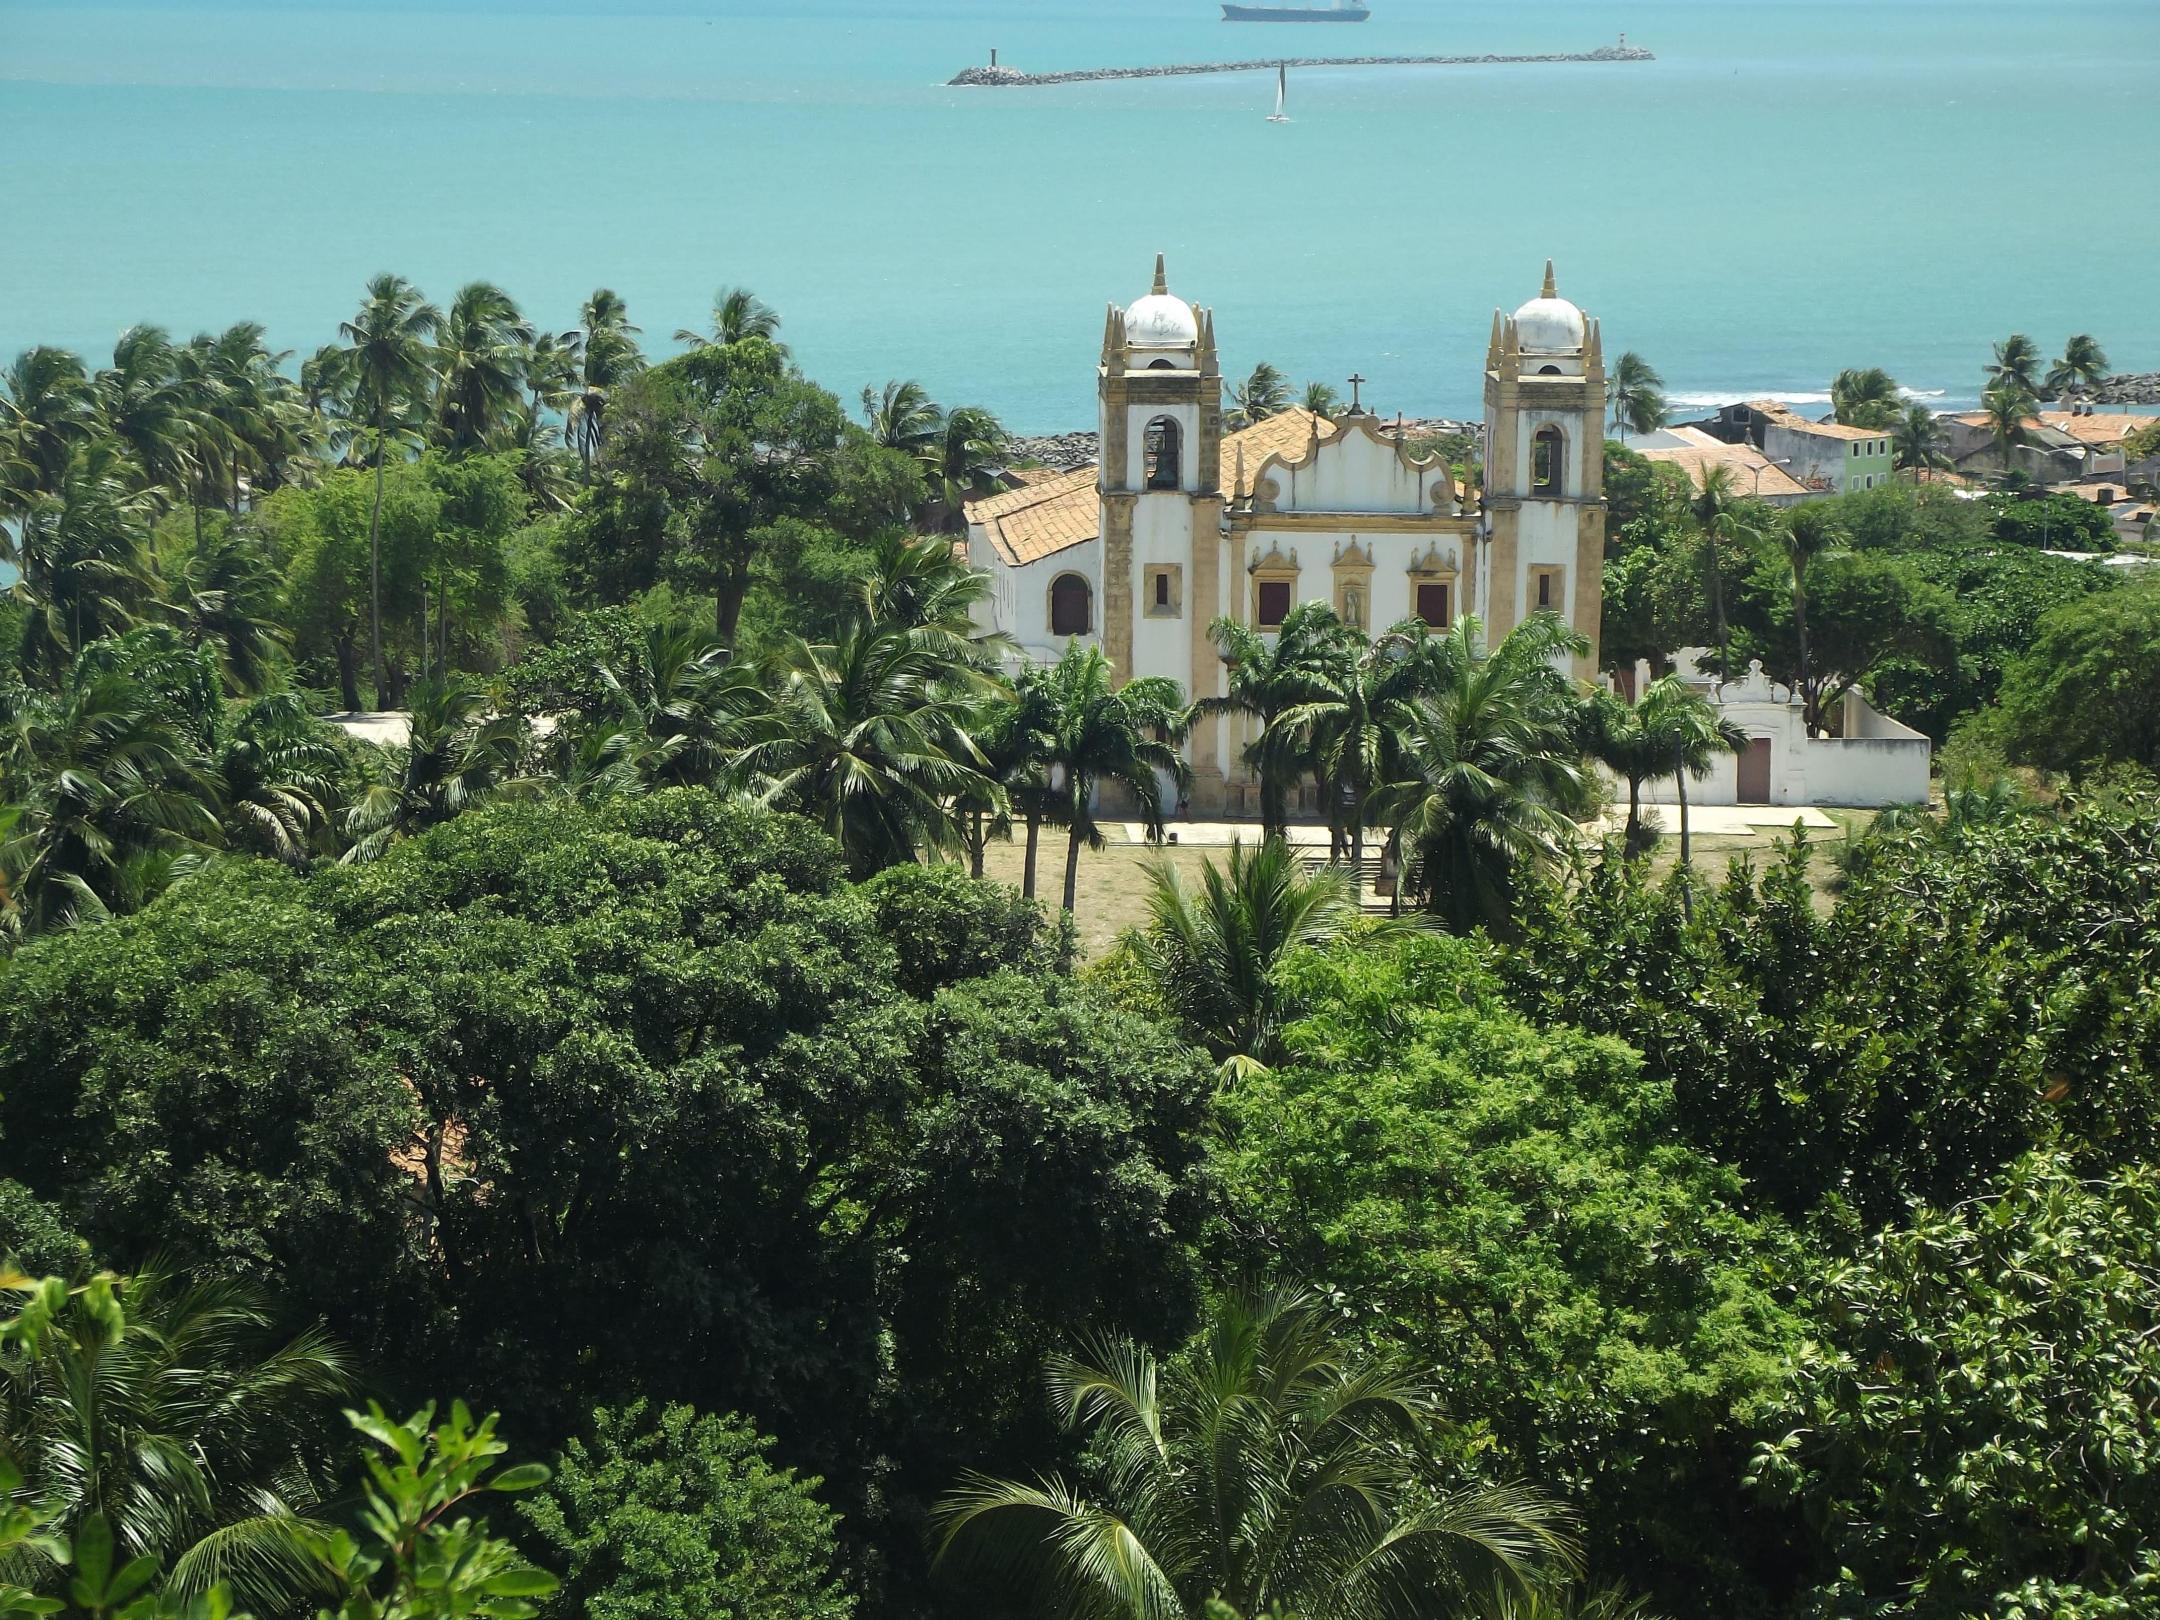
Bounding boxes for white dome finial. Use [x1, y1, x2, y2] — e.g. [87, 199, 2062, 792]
[1125, 256, 1199, 351]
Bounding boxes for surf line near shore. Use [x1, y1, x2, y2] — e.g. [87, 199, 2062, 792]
[949, 40, 1652, 88]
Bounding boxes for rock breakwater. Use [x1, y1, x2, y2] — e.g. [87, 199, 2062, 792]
[2076, 375, 2160, 408]
[950, 42, 1651, 88]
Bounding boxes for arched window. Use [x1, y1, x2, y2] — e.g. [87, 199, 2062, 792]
[1144, 416, 1183, 490]
[1049, 573, 1093, 637]
[1531, 425, 1565, 494]
[1146, 358, 1176, 371]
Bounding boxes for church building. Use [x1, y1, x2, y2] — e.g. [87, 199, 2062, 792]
[964, 255, 1608, 816]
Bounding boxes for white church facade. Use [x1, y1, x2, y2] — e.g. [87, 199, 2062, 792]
[965, 255, 1608, 817]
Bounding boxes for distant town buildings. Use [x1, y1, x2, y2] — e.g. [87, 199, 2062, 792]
[1687, 400, 1895, 494]
[1627, 425, 1814, 506]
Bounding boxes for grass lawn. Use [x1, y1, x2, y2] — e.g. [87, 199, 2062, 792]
[972, 808, 1878, 958]
[977, 836, 1225, 960]
[1634, 807, 1875, 912]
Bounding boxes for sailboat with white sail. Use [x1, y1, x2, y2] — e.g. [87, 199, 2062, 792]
[1267, 61, 1289, 121]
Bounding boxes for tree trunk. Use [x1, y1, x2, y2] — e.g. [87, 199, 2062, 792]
[369, 419, 388, 709]
[1794, 579, 1815, 735]
[1062, 822, 1084, 915]
[1625, 776, 1643, 854]
[1676, 755, 1695, 921]
[334, 635, 361, 713]
[1022, 809, 1040, 899]
[969, 808, 985, 880]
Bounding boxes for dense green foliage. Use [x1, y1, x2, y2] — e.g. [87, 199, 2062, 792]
[521, 1402, 851, 1620]
[1750, 1153, 2160, 1619]
[1214, 936, 1796, 1610]
[936, 1285, 1577, 1620]
[1996, 576, 2160, 774]
[0, 794, 1213, 1614]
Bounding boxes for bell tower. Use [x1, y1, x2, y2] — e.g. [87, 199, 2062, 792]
[1481, 260, 1606, 679]
[1097, 254, 1223, 709]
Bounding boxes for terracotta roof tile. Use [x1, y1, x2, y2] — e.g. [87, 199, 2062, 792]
[2037, 411, 2157, 448]
[1740, 399, 1886, 442]
[1639, 441, 1813, 500]
[1222, 407, 1336, 496]
[965, 465, 1100, 566]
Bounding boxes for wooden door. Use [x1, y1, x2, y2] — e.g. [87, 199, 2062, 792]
[1736, 737, 1772, 804]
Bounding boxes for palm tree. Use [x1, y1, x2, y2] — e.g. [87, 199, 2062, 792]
[1763, 502, 1844, 734]
[935, 1283, 1576, 1620]
[675, 286, 783, 352]
[576, 622, 763, 795]
[1198, 604, 1339, 840]
[1228, 362, 1291, 426]
[569, 289, 645, 481]
[0, 346, 98, 515]
[999, 667, 1067, 900]
[1608, 351, 1667, 440]
[95, 326, 196, 509]
[1981, 381, 2036, 480]
[1634, 675, 1746, 884]
[2044, 333, 2110, 401]
[1301, 380, 1340, 419]
[1369, 615, 1589, 935]
[1891, 403, 1949, 480]
[1577, 687, 1666, 858]
[0, 665, 221, 936]
[342, 677, 531, 861]
[1132, 837, 1373, 1067]
[521, 326, 583, 422]
[298, 345, 357, 467]
[927, 405, 1009, 529]
[860, 378, 944, 458]
[1271, 621, 1429, 872]
[1033, 643, 1187, 914]
[434, 282, 533, 454]
[1687, 462, 1766, 684]
[0, 1268, 351, 1609]
[1986, 333, 2042, 396]
[169, 531, 290, 695]
[5, 441, 158, 682]
[859, 529, 1010, 671]
[1829, 366, 1901, 430]
[338, 275, 442, 708]
[731, 620, 993, 878]
[209, 691, 342, 866]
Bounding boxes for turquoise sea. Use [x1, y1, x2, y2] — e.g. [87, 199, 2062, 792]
[3, 0, 2156, 430]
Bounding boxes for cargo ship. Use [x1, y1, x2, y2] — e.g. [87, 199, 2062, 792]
[1223, 0, 1370, 20]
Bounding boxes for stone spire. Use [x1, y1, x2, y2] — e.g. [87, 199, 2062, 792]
[1487, 309, 1504, 370]
[1151, 252, 1169, 295]
[1541, 258, 1558, 299]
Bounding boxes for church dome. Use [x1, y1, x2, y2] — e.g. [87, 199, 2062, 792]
[1126, 254, 1199, 349]
[1513, 260, 1586, 354]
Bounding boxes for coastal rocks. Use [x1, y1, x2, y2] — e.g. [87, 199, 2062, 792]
[2078, 374, 2160, 407]
[949, 43, 1652, 89]
[1008, 432, 1099, 471]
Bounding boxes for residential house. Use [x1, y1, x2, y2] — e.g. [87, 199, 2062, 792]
[1941, 410, 2123, 485]
[1629, 426, 1816, 506]
[1689, 399, 1896, 494]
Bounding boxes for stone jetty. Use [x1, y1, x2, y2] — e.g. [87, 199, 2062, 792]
[950, 41, 1651, 88]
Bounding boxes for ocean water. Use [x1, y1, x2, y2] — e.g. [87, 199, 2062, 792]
[2, 0, 2155, 431]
